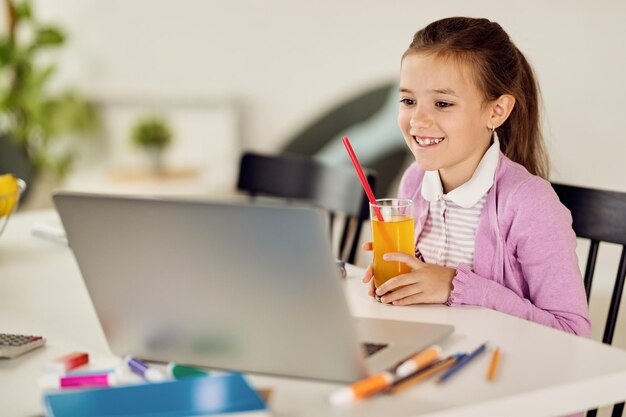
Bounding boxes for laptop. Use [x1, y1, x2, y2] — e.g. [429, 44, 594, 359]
[53, 191, 453, 383]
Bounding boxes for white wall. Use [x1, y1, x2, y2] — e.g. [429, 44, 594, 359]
[31, 0, 626, 191]
[21, 0, 626, 360]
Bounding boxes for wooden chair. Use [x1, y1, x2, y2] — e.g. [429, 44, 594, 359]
[552, 183, 626, 417]
[237, 152, 376, 264]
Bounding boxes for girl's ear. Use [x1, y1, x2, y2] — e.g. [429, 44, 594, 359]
[489, 94, 516, 129]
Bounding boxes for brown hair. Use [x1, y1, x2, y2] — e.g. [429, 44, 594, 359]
[403, 17, 549, 179]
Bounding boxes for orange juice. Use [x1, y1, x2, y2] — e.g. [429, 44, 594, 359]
[371, 216, 415, 287]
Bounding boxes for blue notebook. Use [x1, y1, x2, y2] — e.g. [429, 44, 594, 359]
[43, 372, 267, 417]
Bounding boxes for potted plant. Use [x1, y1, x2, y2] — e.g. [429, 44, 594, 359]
[131, 115, 173, 174]
[0, 0, 100, 198]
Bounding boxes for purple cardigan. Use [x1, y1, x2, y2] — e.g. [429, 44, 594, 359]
[398, 153, 592, 336]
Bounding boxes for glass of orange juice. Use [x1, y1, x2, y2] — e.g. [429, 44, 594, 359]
[370, 198, 415, 288]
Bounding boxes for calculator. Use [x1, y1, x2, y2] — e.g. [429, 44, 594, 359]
[0, 333, 46, 358]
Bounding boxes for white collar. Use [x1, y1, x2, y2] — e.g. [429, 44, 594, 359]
[421, 135, 500, 208]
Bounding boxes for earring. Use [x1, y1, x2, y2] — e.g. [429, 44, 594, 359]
[492, 125, 499, 143]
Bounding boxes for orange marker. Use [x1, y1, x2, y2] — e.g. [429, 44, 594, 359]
[329, 371, 394, 405]
[395, 345, 442, 378]
[487, 347, 501, 381]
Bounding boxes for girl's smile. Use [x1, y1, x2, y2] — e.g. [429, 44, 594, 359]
[413, 135, 445, 147]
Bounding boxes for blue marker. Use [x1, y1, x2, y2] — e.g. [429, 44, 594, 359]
[124, 355, 164, 382]
[437, 343, 487, 384]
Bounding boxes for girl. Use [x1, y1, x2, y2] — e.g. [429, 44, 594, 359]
[362, 17, 591, 336]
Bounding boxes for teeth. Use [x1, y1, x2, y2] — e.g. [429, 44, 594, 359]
[415, 137, 444, 146]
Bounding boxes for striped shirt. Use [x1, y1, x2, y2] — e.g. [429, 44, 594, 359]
[417, 195, 486, 268]
[416, 135, 501, 269]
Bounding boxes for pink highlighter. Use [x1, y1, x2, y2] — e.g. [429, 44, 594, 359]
[38, 372, 117, 389]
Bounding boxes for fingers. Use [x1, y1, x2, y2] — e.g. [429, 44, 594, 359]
[386, 291, 431, 306]
[383, 252, 424, 269]
[376, 265, 455, 305]
[361, 265, 376, 298]
[361, 241, 373, 251]
[375, 272, 419, 296]
[368, 279, 376, 297]
[361, 264, 374, 283]
[379, 283, 422, 304]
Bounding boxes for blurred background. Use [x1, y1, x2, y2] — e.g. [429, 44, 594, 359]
[1, 0, 625, 360]
[2, 0, 624, 203]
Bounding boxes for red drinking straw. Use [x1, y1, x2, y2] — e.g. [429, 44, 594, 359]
[342, 136, 384, 222]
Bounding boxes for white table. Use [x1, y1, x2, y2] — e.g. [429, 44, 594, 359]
[2, 210, 626, 417]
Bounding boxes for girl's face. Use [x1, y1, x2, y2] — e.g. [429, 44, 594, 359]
[398, 53, 494, 190]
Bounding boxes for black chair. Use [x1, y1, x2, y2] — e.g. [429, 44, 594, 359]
[282, 81, 411, 198]
[237, 152, 376, 264]
[552, 183, 626, 417]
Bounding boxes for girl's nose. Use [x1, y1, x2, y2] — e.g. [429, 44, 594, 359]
[409, 107, 432, 130]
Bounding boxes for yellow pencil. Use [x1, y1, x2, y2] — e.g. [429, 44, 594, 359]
[487, 347, 501, 381]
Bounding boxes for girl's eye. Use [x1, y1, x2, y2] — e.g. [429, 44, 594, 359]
[435, 101, 452, 108]
[400, 98, 415, 106]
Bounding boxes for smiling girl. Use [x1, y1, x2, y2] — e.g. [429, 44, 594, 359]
[362, 17, 591, 336]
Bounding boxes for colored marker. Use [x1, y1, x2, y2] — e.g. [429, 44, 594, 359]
[65, 367, 115, 377]
[38, 372, 117, 389]
[486, 347, 501, 381]
[45, 352, 89, 373]
[389, 354, 463, 394]
[437, 343, 487, 384]
[336, 260, 347, 278]
[166, 363, 209, 379]
[329, 371, 394, 405]
[395, 345, 442, 378]
[124, 355, 164, 382]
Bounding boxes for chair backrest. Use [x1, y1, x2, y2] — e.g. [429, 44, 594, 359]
[552, 183, 626, 417]
[237, 152, 376, 264]
[552, 183, 626, 345]
[281, 81, 411, 197]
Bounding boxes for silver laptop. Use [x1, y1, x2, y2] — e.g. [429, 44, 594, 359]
[53, 191, 453, 383]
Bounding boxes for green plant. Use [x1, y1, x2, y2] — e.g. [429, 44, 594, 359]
[0, 0, 99, 178]
[131, 116, 172, 150]
[131, 115, 173, 173]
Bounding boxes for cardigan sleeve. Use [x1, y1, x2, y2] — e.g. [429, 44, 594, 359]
[448, 178, 592, 337]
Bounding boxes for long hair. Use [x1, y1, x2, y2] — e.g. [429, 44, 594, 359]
[403, 17, 549, 179]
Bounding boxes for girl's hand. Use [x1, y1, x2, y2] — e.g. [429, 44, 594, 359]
[360, 242, 376, 297]
[375, 252, 456, 305]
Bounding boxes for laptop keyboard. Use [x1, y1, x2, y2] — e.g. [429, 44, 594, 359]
[363, 342, 388, 357]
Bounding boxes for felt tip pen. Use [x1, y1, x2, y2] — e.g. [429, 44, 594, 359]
[38, 372, 117, 390]
[329, 371, 394, 405]
[395, 345, 442, 379]
[166, 363, 209, 379]
[437, 343, 487, 384]
[486, 347, 501, 381]
[389, 354, 463, 395]
[65, 367, 115, 377]
[44, 352, 89, 373]
[124, 355, 164, 382]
